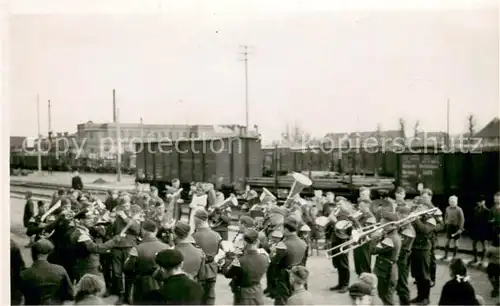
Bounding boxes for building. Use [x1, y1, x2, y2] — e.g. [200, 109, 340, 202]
[75, 121, 217, 158]
[474, 117, 500, 148]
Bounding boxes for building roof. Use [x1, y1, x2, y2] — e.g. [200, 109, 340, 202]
[475, 117, 500, 138]
[10, 136, 26, 148]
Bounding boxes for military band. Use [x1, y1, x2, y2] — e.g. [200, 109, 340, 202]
[18, 173, 481, 306]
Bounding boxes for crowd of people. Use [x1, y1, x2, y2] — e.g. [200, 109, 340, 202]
[10, 176, 500, 305]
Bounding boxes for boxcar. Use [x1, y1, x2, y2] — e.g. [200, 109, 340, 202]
[136, 136, 262, 192]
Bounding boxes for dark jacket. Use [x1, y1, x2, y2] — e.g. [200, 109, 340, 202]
[174, 241, 205, 280]
[192, 227, 222, 281]
[72, 175, 84, 190]
[156, 273, 203, 305]
[438, 278, 479, 305]
[23, 199, 36, 228]
[11, 239, 25, 305]
[20, 259, 74, 305]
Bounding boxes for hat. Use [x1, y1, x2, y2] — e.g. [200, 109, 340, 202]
[155, 249, 184, 269]
[270, 230, 283, 239]
[348, 281, 372, 297]
[194, 209, 208, 221]
[142, 220, 157, 232]
[239, 215, 254, 228]
[300, 224, 311, 232]
[290, 266, 309, 284]
[174, 221, 191, 240]
[284, 216, 299, 232]
[243, 229, 259, 244]
[32, 238, 54, 254]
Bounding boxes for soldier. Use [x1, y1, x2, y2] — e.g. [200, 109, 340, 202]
[111, 194, 143, 304]
[23, 191, 36, 233]
[409, 208, 437, 305]
[26, 200, 50, 243]
[325, 217, 351, 293]
[234, 215, 255, 251]
[172, 221, 205, 280]
[286, 266, 314, 305]
[353, 198, 376, 276]
[263, 230, 283, 296]
[394, 187, 411, 208]
[395, 206, 415, 305]
[124, 220, 171, 304]
[270, 216, 307, 305]
[70, 208, 122, 282]
[192, 209, 222, 305]
[209, 193, 232, 240]
[371, 210, 402, 305]
[222, 228, 270, 305]
[20, 239, 74, 305]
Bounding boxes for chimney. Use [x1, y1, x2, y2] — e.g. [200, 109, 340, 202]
[113, 89, 116, 123]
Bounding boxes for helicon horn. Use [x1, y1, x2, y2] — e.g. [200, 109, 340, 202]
[284, 172, 312, 207]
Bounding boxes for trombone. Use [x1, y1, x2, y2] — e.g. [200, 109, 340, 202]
[325, 207, 438, 259]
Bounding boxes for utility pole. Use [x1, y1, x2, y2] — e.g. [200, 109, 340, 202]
[113, 89, 117, 123]
[239, 45, 251, 136]
[48, 100, 53, 174]
[446, 98, 450, 148]
[116, 107, 122, 182]
[36, 94, 42, 173]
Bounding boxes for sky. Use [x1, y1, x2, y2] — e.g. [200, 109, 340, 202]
[8, 5, 499, 142]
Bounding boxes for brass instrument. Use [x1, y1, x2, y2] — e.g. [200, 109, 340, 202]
[284, 172, 313, 207]
[210, 194, 238, 228]
[259, 187, 277, 202]
[325, 207, 438, 258]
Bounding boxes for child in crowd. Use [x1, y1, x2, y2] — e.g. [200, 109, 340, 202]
[486, 234, 500, 298]
[348, 273, 377, 305]
[438, 258, 480, 305]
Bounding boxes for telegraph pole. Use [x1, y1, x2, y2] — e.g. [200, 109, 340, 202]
[36, 94, 42, 173]
[446, 98, 450, 148]
[239, 45, 251, 135]
[48, 100, 53, 174]
[116, 108, 122, 182]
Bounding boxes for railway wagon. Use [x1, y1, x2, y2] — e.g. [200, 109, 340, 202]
[136, 136, 262, 194]
[395, 151, 500, 230]
[262, 147, 293, 176]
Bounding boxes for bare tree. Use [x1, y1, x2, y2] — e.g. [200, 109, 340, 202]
[413, 120, 420, 138]
[281, 121, 312, 147]
[467, 114, 476, 145]
[398, 118, 407, 148]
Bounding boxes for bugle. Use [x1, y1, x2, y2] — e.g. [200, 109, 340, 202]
[325, 207, 438, 258]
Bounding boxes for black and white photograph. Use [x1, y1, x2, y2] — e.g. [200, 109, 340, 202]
[4, 0, 500, 305]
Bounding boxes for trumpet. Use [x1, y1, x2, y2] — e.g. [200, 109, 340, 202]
[325, 207, 438, 258]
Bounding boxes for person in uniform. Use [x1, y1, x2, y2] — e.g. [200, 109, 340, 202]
[209, 193, 232, 240]
[394, 187, 411, 209]
[471, 195, 490, 266]
[371, 210, 402, 305]
[286, 265, 313, 305]
[70, 208, 123, 283]
[270, 217, 307, 305]
[11, 238, 25, 305]
[325, 217, 351, 293]
[410, 207, 437, 305]
[222, 228, 270, 305]
[298, 224, 311, 266]
[72, 170, 84, 190]
[20, 239, 74, 305]
[124, 219, 171, 304]
[395, 206, 415, 305]
[234, 215, 255, 251]
[154, 248, 204, 304]
[172, 221, 205, 280]
[105, 189, 120, 212]
[192, 209, 222, 305]
[263, 230, 283, 296]
[111, 194, 142, 304]
[353, 198, 376, 276]
[25, 200, 50, 243]
[23, 191, 37, 236]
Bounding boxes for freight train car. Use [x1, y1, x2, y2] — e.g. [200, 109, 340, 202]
[395, 151, 500, 230]
[262, 147, 293, 176]
[136, 136, 262, 194]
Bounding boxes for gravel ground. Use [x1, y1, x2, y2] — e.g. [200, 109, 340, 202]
[10, 197, 497, 305]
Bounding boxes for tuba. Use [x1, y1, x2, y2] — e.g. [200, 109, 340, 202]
[284, 172, 313, 207]
[259, 187, 277, 202]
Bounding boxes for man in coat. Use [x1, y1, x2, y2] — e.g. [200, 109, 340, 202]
[124, 220, 171, 304]
[71, 170, 84, 190]
[11, 238, 25, 305]
[173, 221, 205, 280]
[19, 239, 74, 305]
[154, 248, 204, 304]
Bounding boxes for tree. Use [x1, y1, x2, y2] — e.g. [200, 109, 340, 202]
[280, 122, 312, 147]
[413, 120, 420, 138]
[398, 118, 407, 148]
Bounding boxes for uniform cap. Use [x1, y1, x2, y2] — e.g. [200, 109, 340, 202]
[300, 224, 311, 232]
[239, 215, 254, 227]
[243, 229, 259, 244]
[284, 216, 300, 232]
[32, 238, 54, 254]
[142, 219, 157, 232]
[155, 249, 184, 269]
[290, 266, 309, 284]
[348, 281, 372, 297]
[194, 209, 208, 221]
[270, 230, 283, 239]
[174, 221, 191, 240]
